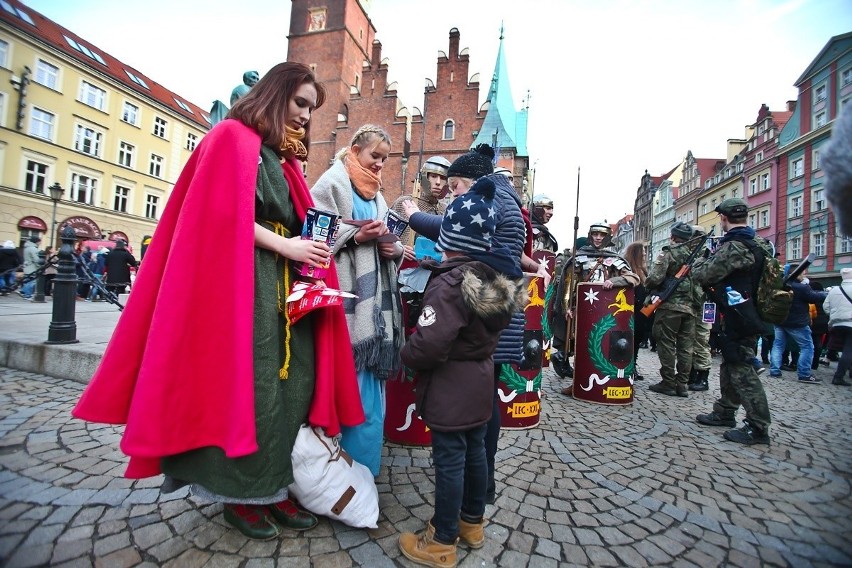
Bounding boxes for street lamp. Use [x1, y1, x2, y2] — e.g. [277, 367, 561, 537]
[48, 182, 63, 247]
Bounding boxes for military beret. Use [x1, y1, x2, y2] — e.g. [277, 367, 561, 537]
[715, 197, 749, 217]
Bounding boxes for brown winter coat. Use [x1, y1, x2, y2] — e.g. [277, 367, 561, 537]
[400, 256, 526, 432]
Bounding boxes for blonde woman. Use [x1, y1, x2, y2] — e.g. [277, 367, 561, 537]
[311, 124, 404, 476]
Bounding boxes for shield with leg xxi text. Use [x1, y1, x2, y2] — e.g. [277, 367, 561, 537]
[572, 282, 635, 405]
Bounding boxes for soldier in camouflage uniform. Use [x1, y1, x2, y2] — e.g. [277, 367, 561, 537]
[688, 225, 713, 392]
[691, 198, 772, 445]
[645, 222, 699, 397]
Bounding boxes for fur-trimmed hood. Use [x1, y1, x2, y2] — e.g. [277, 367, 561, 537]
[423, 256, 526, 331]
[459, 262, 527, 328]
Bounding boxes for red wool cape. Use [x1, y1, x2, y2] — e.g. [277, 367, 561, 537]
[72, 120, 364, 478]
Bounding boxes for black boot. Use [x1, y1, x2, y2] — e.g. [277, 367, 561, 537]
[689, 369, 709, 391]
[723, 419, 770, 445]
[686, 368, 698, 387]
[552, 352, 574, 378]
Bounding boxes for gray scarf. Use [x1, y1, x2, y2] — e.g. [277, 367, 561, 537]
[311, 159, 402, 378]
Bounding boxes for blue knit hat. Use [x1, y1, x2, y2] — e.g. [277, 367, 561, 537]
[436, 177, 497, 254]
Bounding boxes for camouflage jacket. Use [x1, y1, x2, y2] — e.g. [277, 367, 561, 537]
[692, 229, 773, 293]
[645, 242, 698, 315]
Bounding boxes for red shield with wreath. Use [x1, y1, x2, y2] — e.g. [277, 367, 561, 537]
[572, 282, 635, 405]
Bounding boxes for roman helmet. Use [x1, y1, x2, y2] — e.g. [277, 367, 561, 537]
[493, 166, 513, 179]
[587, 222, 612, 248]
[419, 156, 451, 189]
[531, 194, 554, 224]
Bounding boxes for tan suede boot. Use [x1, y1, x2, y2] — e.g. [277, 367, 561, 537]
[398, 522, 458, 568]
[458, 518, 485, 548]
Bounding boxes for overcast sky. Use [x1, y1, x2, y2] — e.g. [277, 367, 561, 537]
[25, 0, 852, 249]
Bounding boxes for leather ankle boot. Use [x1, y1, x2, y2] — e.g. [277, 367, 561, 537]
[689, 369, 709, 391]
[399, 522, 458, 568]
[458, 517, 485, 549]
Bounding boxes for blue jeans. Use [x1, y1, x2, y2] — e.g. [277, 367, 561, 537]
[20, 278, 36, 298]
[430, 424, 488, 545]
[770, 325, 814, 379]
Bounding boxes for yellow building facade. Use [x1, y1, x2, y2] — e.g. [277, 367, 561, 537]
[0, 1, 209, 251]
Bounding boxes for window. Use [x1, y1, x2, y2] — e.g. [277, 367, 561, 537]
[113, 185, 130, 213]
[173, 98, 193, 114]
[791, 195, 803, 217]
[701, 203, 708, 215]
[443, 120, 455, 140]
[29, 107, 54, 140]
[63, 35, 106, 65]
[153, 116, 167, 138]
[0, 38, 8, 67]
[843, 68, 852, 87]
[814, 84, 826, 102]
[812, 233, 826, 257]
[122, 101, 139, 125]
[840, 235, 852, 254]
[186, 132, 198, 151]
[73, 124, 103, 156]
[78, 81, 106, 111]
[70, 173, 97, 205]
[789, 236, 802, 260]
[24, 160, 48, 194]
[813, 149, 821, 171]
[749, 178, 757, 195]
[813, 188, 826, 211]
[759, 209, 769, 229]
[748, 214, 756, 228]
[149, 154, 163, 177]
[124, 69, 149, 89]
[755, 151, 763, 163]
[145, 194, 160, 219]
[118, 141, 135, 168]
[791, 158, 804, 178]
[815, 112, 827, 128]
[761, 173, 770, 191]
[35, 59, 59, 89]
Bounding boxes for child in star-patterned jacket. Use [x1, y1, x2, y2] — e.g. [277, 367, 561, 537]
[397, 177, 526, 567]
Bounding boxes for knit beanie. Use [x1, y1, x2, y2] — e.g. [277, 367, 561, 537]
[447, 143, 495, 180]
[841, 267, 852, 281]
[436, 177, 497, 254]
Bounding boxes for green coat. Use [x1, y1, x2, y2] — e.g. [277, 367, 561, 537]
[645, 242, 698, 315]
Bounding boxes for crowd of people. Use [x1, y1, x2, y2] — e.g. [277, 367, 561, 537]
[53, 63, 851, 568]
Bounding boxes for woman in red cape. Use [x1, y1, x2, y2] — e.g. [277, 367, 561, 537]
[72, 63, 364, 540]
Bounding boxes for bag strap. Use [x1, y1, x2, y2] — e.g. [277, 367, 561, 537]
[726, 235, 765, 296]
[840, 284, 852, 305]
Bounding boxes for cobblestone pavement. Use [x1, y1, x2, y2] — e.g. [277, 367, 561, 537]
[1, 350, 851, 567]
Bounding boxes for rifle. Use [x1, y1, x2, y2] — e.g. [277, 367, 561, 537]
[640, 227, 715, 317]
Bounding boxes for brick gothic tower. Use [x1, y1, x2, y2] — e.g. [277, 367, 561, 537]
[288, 0, 412, 203]
[287, 1, 527, 206]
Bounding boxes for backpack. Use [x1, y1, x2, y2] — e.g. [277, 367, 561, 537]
[738, 238, 793, 324]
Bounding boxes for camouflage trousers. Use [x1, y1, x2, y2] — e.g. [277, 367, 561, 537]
[713, 334, 771, 431]
[692, 319, 712, 371]
[652, 308, 695, 385]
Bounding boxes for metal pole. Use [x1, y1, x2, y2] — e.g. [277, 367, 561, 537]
[50, 198, 58, 248]
[33, 250, 46, 303]
[45, 224, 78, 344]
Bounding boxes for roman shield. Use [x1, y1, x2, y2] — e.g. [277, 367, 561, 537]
[572, 282, 635, 405]
[499, 254, 551, 430]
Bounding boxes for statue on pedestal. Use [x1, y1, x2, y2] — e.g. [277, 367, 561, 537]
[209, 70, 260, 126]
